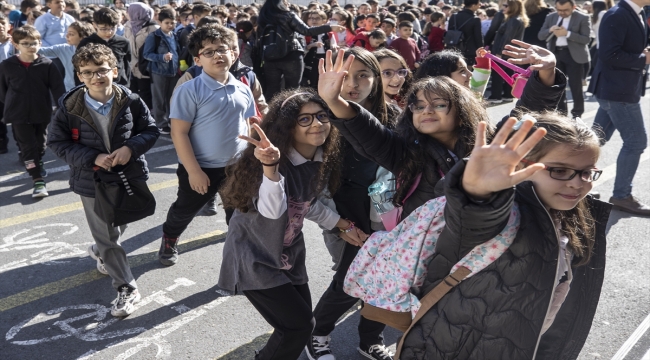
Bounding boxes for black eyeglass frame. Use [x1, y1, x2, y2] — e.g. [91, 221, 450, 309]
[296, 111, 331, 127]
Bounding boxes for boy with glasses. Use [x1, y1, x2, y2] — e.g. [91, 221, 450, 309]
[77, 7, 132, 86]
[47, 43, 159, 316]
[0, 25, 65, 197]
[159, 24, 256, 266]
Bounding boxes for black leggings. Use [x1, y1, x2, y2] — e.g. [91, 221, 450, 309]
[244, 283, 314, 360]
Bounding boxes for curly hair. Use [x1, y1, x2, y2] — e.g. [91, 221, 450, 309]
[72, 43, 118, 72]
[414, 49, 465, 81]
[221, 89, 341, 212]
[187, 24, 237, 57]
[392, 76, 493, 205]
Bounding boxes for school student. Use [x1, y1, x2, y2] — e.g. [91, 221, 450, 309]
[124, 2, 159, 109]
[400, 114, 610, 360]
[33, 0, 74, 77]
[388, 21, 421, 71]
[374, 48, 412, 109]
[0, 13, 15, 155]
[38, 21, 94, 91]
[349, 28, 387, 51]
[143, 7, 181, 134]
[302, 10, 337, 89]
[46, 43, 159, 316]
[0, 25, 65, 198]
[217, 89, 367, 360]
[160, 24, 256, 266]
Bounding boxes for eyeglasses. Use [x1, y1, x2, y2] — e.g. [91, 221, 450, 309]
[18, 42, 39, 47]
[520, 159, 602, 182]
[309, 17, 323, 20]
[78, 68, 113, 79]
[199, 48, 231, 58]
[381, 69, 409, 78]
[408, 99, 450, 114]
[97, 27, 116, 33]
[297, 111, 330, 127]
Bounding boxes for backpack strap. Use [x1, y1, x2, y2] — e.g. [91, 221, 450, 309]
[394, 266, 472, 360]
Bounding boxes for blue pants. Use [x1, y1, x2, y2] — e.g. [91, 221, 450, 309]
[592, 97, 648, 199]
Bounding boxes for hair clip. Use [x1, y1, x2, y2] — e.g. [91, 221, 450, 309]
[281, 92, 311, 108]
[513, 114, 537, 130]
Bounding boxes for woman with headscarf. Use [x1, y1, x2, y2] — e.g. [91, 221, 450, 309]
[124, 2, 159, 109]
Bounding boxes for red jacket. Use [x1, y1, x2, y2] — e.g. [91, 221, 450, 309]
[349, 32, 376, 52]
[428, 26, 445, 52]
[389, 37, 421, 70]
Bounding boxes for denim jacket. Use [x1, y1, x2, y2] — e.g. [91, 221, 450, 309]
[143, 28, 180, 77]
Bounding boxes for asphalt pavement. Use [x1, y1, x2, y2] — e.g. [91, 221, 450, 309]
[0, 91, 648, 360]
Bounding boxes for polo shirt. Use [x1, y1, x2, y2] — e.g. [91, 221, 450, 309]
[85, 92, 115, 116]
[0, 40, 14, 63]
[170, 71, 256, 168]
[33, 10, 75, 47]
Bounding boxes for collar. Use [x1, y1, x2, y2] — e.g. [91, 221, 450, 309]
[84, 91, 115, 112]
[287, 147, 324, 166]
[199, 71, 236, 91]
[624, 0, 644, 16]
[559, 12, 573, 21]
[47, 10, 63, 19]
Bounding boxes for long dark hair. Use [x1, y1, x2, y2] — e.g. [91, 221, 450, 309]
[591, 0, 607, 23]
[221, 89, 341, 212]
[373, 48, 414, 105]
[258, 0, 290, 28]
[414, 49, 465, 80]
[392, 77, 493, 205]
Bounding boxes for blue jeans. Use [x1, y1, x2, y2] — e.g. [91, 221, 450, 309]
[592, 97, 648, 199]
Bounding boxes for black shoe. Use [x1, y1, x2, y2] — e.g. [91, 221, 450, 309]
[305, 335, 336, 360]
[0, 137, 7, 154]
[159, 126, 171, 135]
[357, 343, 393, 360]
[197, 196, 218, 216]
[158, 234, 179, 266]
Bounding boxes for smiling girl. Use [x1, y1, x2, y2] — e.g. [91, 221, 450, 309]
[374, 48, 413, 109]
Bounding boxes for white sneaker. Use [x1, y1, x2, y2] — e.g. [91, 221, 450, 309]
[87, 245, 108, 275]
[111, 286, 141, 317]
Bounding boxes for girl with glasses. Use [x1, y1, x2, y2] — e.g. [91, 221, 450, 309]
[400, 113, 609, 360]
[374, 48, 413, 109]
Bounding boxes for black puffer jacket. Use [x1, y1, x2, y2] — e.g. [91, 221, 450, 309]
[258, 11, 332, 55]
[46, 85, 159, 197]
[400, 161, 611, 360]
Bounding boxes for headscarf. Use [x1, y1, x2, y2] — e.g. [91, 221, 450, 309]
[127, 2, 154, 35]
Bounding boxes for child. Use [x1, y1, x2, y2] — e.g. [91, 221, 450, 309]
[302, 10, 337, 89]
[0, 25, 65, 197]
[33, 0, 74, 77]
[160, 24, 257, 266]
[380, 17, 398, 46]
[482, 7, 497, 36]
[38, 21, 94, 90]
[364, 12, 380, 31]
[0, 13, 14, 63]
[12, 0, 40, 29]
[354, 13, 367, 33]
[350, 28, 386, 51]
[235, 20, 255, 67]
[47, 43, 159, 317]
[399, 115, 609, 359]
[389, 21, 420, 70]
[427, 11, 445, 52]
[78, 7, 132, 86]
[375, 48, 412, 108]
[217, 89, 364, 360]
[143, 7, 180, 134]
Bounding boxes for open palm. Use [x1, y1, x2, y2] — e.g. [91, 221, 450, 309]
[462, 118, 547, 199]
[503, 39, 556, 71]
[318, 49, 355, 103]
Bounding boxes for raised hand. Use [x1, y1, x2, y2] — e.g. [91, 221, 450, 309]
[239, 123, 280, 166]
[461, 118, 547, 199]
[503, 39, 556, 71]
[318, 49, 354, 103]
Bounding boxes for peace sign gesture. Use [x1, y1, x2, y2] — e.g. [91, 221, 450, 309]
[239, 123, 281, 167]
[461, 118, 547, 199]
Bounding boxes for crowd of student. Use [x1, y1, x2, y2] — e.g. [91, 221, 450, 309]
[0, 0, 649, 359]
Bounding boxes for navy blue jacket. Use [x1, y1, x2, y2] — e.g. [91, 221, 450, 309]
[46, 85, 160, 198]
[588, 1, 649, 103]
[143, 28, 181, 77]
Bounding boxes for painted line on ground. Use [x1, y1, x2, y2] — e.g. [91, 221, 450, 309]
[642, 347, 650, 360]
[0, 178, 178, 230]
[611, 312, 650, 360]
[0, 145, 176, 184]
[0, 230, 225, 313]
[592, 153, 650, 190]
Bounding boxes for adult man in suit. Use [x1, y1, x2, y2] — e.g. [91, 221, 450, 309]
[588, 0, 650, 216]
[447, 0, 483, 66]
[538, 0, 591, 119]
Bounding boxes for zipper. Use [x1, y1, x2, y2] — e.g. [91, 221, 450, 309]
[530, 186, 562, 360]
[70, 94, 130, 154]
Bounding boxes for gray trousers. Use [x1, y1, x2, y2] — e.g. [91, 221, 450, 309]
[150, 73, 179, 129]
[81, 196, 137, 291]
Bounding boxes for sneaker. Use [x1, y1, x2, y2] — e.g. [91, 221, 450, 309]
[609, 195, 650, 216]
[502, 96, 515, 103]
[306, 335, 336, 360]
[159, 126, 171, 135]
[32, 181, 49, 198]
[198, 196, 218, 216]
[357, 343, 393, 360]
[486, 98, 503, 104]
[158, 234, 179, 266]
[87, 244, 108, 275]
[111, 285, 141, 317]
[39, 160, 48, 178]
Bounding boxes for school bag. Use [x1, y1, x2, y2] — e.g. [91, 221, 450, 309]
[443, 14, 472, 50]
[343, 196, 520, 358]
[258, 23, 290, 61]
[137, 27, 162, 77]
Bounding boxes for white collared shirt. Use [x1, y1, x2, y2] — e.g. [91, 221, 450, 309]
[555, 13, 572, 47]
[624, 0, 645, 26]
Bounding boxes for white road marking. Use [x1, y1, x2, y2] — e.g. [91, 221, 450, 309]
[642, 347, 650, 360]
[611, 312, 650, 360]
[165, 278, 195, 292]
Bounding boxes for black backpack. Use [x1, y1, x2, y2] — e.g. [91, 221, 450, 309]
[137, 25, 161, 77]
[443, 14, 472, 50]
[258, 23, 290, 61]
